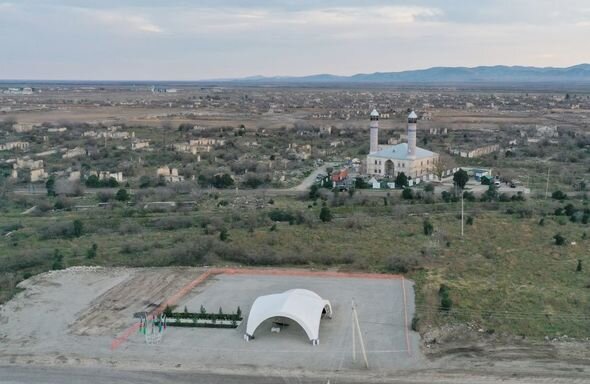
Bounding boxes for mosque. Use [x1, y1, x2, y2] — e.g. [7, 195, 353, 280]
[366, 110, 439, 179]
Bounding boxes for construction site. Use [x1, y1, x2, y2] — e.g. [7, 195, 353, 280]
[0, 267, 421, 375]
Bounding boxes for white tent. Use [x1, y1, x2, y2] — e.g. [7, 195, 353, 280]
[244, 289, 332, 345]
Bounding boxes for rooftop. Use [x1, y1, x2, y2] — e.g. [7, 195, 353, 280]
[369, 143, 435, 160]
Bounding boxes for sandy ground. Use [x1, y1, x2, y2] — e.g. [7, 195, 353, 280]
[0, 267, 589, 382]
[0, 267, 421, 373]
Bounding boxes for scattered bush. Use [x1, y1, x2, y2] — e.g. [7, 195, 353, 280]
[319, 206, 333, 222]
[552, 190, 568, 200]
[439, 284, 453, 312]
[269, 209, 295, 223]
[385, 255, 418, 273]
[553, 233, 566, 246]
[423, 219, 434, 236]
[150, 216, 193, 230]
[115, 188, 130, 201]
[86, 243, 98, 259]
[402, 188, 414, 200]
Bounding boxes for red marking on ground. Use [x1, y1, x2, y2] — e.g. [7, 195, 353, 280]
[111, 268, 402, 350]
[111, 269, 220, 350]
[223, 268, 402, 280]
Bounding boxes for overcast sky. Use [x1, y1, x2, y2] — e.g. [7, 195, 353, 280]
[1, 1, 589, 80]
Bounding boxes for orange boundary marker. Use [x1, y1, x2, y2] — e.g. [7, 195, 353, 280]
[111, 268, 402, 350]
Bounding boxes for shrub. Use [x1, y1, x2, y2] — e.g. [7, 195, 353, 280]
[219, 228, 230, 242]
[319, 206, 333, 222]
[151, 217, 193, 230]
[411, 315, 420, 332]
[73, 219, 83, 237]
[466, 216, 474, 225]
[463, 191, 476, 202]
[51, 249, 64, 270]
[86, 243, 98, 259]
[552, 190, 568, 200]
[439, 284, 452, 312]
[564, 203, 577, 217]
[385, 255, 417, 273]
[268, 209, 295, 223]
[554, 233, 566, 246]
[423, 219, 434, 236]
[115, 188, 130, 201]
[40, 221, 81, 239]
[402, 188, 413, 200]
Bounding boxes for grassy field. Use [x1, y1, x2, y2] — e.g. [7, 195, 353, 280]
[1, 191, 588, 339]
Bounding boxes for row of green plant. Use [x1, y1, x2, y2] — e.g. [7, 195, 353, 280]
[163, 305, 243, 321]
[155, 320, 239, 329]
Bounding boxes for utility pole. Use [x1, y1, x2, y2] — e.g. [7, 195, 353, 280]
[545, 168, 550, 199]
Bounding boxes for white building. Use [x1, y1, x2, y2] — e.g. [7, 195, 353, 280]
[156, 166, 184, 183]
[366, 111, 439, 179]
[62, 147, 86, 159]
[0, 141, 29, 151]
[131, 140, 150, 150]
[93, 171, 124, 183]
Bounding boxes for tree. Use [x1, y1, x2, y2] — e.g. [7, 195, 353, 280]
[309, 184, 320, 199]
[319, 206, 333, 222]
[46, 177, 56, 196]
[453, 168, 469, 189]
[104, 177, 119, 188]
[115, 188, 129, 201]
[73, 219, 83, 237]
[434, 154, 455, 181]
[424, 183, 435, 193]
[212, 173, 234, 189]
[395, 172, 408, 188]
[576, 260, 582, 272]
[85, 174, 101, 188]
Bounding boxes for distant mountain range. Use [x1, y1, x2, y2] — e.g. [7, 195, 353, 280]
[226, 64, 590, 84]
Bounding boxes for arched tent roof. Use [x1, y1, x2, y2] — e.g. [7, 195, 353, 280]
[245, 289, 332, 344]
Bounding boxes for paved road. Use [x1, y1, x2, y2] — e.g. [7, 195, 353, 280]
[3, 365, 588, 384]
[1, 366, 333, 384]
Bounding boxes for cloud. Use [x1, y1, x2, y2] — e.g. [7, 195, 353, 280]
[75, 8, 163, 34]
